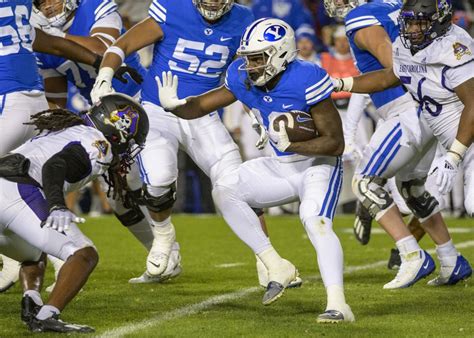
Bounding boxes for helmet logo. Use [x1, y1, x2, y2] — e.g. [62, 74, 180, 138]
[106, 106, 139, 142]
[263, 25, 286, 42]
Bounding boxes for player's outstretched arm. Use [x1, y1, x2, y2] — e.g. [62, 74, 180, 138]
[333, 67, 400, 94]
[33, 28, 100, 68]
[286, 98, 344, 156]
[157, 71, 237, 119]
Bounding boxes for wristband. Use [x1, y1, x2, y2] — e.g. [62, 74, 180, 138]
[105, 46, 125, 64]
[447, 139, 469, 166]
[340, 77, 354, 92]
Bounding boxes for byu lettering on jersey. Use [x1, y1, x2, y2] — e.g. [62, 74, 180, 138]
[345, 1, 405, 111]
[141, 0, 254, 106]
[225, 57, 334, 158]
[0, 0, 42, 95]
[35, 0, 145, 103]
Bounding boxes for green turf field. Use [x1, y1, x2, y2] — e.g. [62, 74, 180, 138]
[0, 215, 473, 337]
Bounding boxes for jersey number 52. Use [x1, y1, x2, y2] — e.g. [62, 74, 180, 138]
[169, 38, 230, 78]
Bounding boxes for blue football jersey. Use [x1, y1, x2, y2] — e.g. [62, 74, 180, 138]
[0, 0, 43, 95]
[141, 0, 254, 106]
[345, 2, 405, 109]
[35, 0, 146, 104]
[225, 58, 333, 157]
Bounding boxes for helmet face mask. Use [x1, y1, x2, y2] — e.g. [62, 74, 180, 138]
[192, 0, 234, 21]
[324, 0, 362, 18]
[399, 0, 452, 53]
[237, 18, 297, 87]
[33, 0, 78, 29]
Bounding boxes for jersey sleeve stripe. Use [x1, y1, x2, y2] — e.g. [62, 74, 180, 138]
[95, 2, 118, 21]
[346, 19, 381, 33]
[345, 15, 378, 25]
[153, 0, 167, 14]
[94, 0, 109, 15]
[149, 2, 167, 23]
[307, 84, 333, 105]
[305, 74, 329, 93]
[305, 79, 332, 101]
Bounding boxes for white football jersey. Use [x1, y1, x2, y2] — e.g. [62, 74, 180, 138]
[392, 25, 474, 148]
[13, 125, 113, 192]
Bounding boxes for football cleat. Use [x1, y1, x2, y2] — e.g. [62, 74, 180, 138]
[256, 257, 303, 289]
[262, 259, 298, 305]
[130, 246, 182, 284]
[427, 255, 472, 286]
[383, 250, 435, 289]
[0, 255, 20, 292]
[317, 304, 355, 324]
[28, 314, 94, 333]
[21, 296, 41, 324]
[353, 202, 373, 245]
[146, 224, 176, 276]
[387, 248, 401, 270]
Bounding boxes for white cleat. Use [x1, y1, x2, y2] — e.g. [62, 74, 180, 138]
[256, 256, 302, 289]
[130, 243, 182, 284]
[146, 223, 176, 276]
[317, 304, 355, 324]
[262, 259, 298, 305]
[0, 255, 21, 292]
[383, 250, 435, 289]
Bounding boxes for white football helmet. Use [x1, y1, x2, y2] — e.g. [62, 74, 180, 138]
[33, 0, 79, 30]
[237, 18, 297, 87]
[324, 0, 365, 19]
[192, 0, 234, 21]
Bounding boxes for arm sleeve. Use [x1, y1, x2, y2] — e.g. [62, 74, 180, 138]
[42, 143, 92, 210]
[148, 0, 168, 24]
[443, 59, 474, 90]
[305, 66, 334, 106]
[91, 11, 123, 32]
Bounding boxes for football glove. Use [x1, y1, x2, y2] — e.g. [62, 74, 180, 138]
[92, 57, 144, 85]
[275, 120, 291, 152]
[91, 67, 115, 104]
[156, 71, 187, 111]
[42, 206, 85, 233]
[248, 110, 268, 150]
[431, 152, 460, 194]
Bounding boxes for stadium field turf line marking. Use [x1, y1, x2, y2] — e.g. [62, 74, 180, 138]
[342, 228, 474, 235]
[99, 240, 474, 337]
[214, 262, 246, 268]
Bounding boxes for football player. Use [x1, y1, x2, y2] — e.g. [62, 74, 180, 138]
[0, 94, 149, 332]
[325, 0, 466, 289]
[91, 0, 301, 294]
[0, 0, 141, 292]
[156, 18, 355, 323]
[334, 0, 473, 285]
[31, 0, 174, 289]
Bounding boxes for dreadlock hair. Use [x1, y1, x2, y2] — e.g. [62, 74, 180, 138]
[25, 108, 85, 134]
[102, 152, 132, 204]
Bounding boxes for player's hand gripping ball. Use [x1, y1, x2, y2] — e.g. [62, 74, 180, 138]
[271, 111, 318, 142]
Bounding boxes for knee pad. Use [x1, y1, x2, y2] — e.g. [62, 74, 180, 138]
[400, 178, 439, 221]
[142, 182, 177, 212]
[352, 175, 394, 220]
[299, 199, 320, 225]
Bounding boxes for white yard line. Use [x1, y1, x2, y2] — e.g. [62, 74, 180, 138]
[214, 262, 247, 268]
[342, 228, 474, 235]
[99, 240, 474, 337]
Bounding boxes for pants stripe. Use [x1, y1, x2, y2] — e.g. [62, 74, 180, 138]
[362, 123, 401, 175]
[17, 184, 48, 222]
[368, 129, 402, 176]
[318, 157, 341, 218]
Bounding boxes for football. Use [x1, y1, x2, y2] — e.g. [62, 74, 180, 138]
[271, 111, 318, 142]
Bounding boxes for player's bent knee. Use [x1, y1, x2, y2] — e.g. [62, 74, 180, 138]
[299, 199, 320, 225]
[142, 183, 177, 212]
[400, 178, 439, 222]
[352, 175, 394, 220]
[72, 246, 99, 270]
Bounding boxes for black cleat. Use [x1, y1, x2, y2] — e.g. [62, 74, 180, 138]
[387, 248, 401, 270]
[21, 296, 41, 324]
[353, 202, 373, 245]
[262, 281, 285, 305]
[27, 315, 95, 333]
